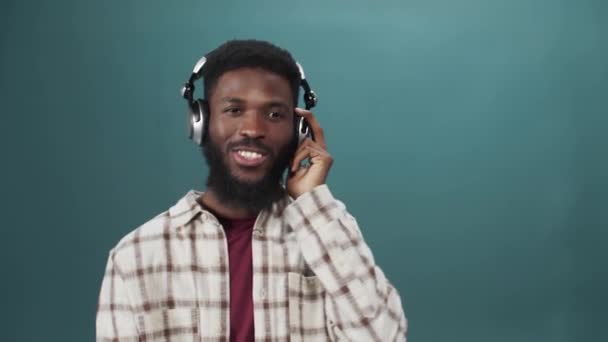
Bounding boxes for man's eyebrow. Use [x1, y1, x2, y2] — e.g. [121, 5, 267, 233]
[219, 97, 290, 109]
[265, 101, 290, 109]
[220, 97, 245, 104]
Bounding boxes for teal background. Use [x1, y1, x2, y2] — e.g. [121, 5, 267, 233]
[1, 0, 606, 340]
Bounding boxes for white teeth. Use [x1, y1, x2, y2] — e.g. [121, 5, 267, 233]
[237, 150, 262, 160]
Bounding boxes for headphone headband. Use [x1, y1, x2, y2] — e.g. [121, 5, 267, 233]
[181, 56, 317, 109]
[192, 56, 207, 75]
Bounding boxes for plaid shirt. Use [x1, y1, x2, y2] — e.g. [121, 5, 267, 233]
[96, 185, 407, 341]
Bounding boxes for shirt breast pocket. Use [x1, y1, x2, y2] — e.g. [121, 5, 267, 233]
[287, 272, 332, 341]
[136, 307, 200, 342]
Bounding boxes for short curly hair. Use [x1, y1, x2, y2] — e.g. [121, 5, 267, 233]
[201, 39, 301, 106]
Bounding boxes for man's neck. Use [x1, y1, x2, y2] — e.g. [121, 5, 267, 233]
[199, 189, 260, 220]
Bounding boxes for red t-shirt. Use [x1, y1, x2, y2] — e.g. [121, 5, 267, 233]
[218, 215, 256, 342]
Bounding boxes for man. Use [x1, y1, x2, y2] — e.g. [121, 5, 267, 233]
[96, 39, 407, 341]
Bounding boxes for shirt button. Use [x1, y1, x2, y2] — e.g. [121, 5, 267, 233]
[259, 289, 267, 299]
[253, 229, 262, 237]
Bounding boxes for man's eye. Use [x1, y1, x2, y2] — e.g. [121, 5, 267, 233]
[224, 107, 242, 115]
[268, 111, 284, 119]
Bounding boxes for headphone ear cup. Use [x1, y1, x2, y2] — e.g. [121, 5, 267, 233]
[188, 99, 208, 146]
[295, 116, 311, 142]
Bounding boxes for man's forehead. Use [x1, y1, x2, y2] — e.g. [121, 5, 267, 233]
[215, 67, 290, 85]
[211, 68, 294, 104]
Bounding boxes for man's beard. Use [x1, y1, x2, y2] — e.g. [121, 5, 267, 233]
[202, 135, 297, 213]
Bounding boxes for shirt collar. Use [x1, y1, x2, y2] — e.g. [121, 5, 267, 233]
[168, 190, 204, 227]
[168, 189, 294, 228]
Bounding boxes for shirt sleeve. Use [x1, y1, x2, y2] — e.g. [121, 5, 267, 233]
[284, 184, 408, 341]
[96, 250, 139, 342]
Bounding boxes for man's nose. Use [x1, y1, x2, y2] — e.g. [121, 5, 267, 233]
[238, 112, 266, 139]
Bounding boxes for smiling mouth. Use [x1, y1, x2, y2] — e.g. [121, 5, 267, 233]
[231, 148, 268, 167]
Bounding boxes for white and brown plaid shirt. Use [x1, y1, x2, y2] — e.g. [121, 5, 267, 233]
[96, 185, 407, 341]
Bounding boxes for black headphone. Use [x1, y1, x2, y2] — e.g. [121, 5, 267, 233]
[180, 55, 318, 146]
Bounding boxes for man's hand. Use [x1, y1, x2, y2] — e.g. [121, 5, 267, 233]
[286, 108, 333, 198]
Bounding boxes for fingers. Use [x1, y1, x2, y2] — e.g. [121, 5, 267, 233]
[290, 147, 310, 172]
[290, 139, 331, 172]
[295, 108, 326, 149]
